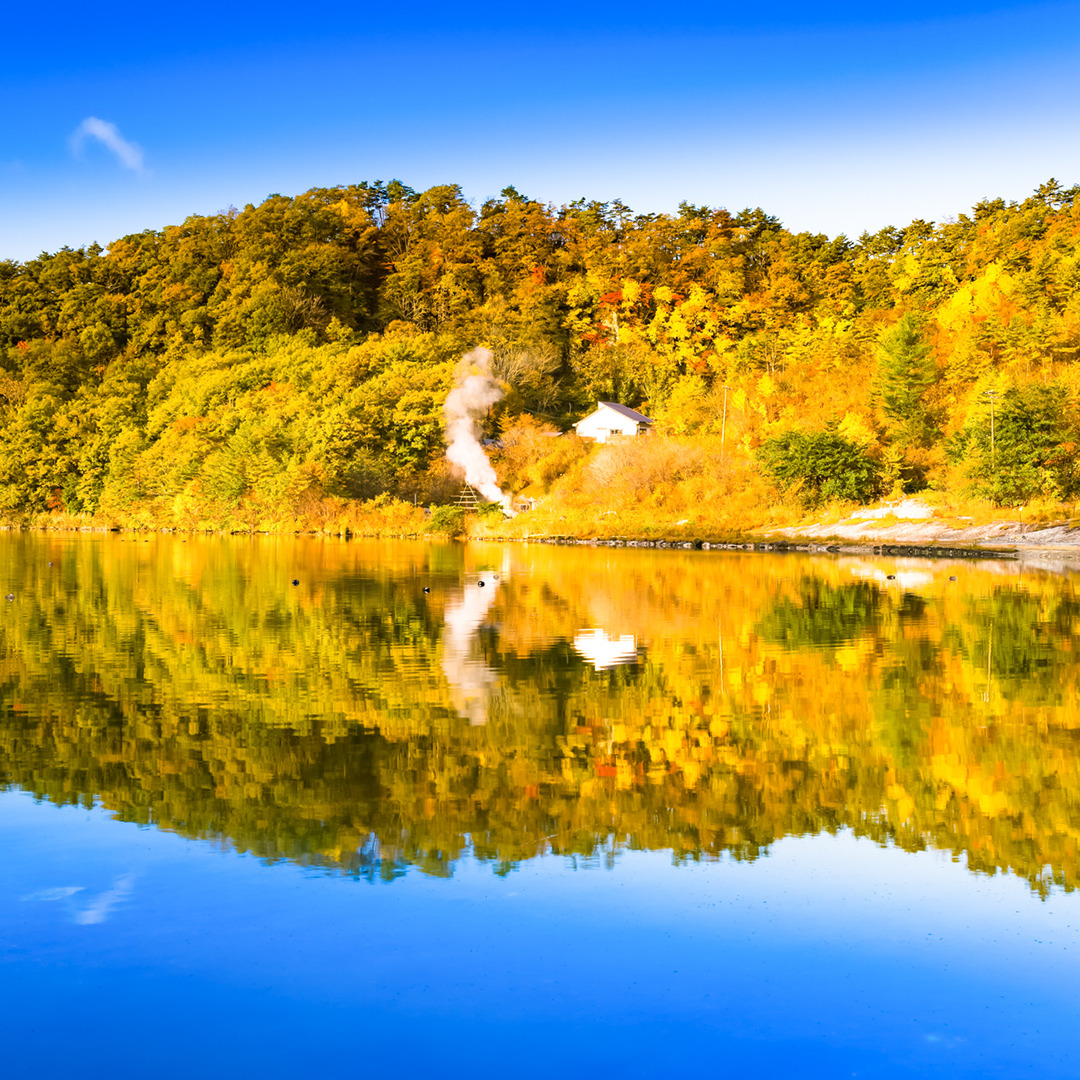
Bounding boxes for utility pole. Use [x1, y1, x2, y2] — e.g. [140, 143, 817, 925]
[984, 389, 1000, 462]
[720, 384, 731, 462]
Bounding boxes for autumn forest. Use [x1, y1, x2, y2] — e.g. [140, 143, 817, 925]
[2, 178, 1079, 534]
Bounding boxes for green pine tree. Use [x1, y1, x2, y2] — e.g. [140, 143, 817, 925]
[878, 314, 937, 448]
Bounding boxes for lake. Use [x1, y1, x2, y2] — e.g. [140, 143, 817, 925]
[1, 532, 1078, 1078]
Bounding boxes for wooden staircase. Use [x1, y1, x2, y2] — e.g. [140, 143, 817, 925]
[455, 483, 484, 509]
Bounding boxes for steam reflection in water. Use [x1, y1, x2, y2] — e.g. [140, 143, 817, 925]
[441, 571, 503, 724]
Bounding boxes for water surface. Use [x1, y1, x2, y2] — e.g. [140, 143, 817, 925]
[1, 534, 1078, 1077]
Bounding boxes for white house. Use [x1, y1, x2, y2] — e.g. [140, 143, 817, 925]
[573, 401, 653, 443]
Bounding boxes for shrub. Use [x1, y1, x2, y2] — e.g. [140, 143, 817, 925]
[476, 500, 505, 519]
[759, 429, 882, 507]
[584, 436, 706, 504]
[951, 384, 1080, 505]
[426, 504, 466, 536]
[493, 413, 564, 493]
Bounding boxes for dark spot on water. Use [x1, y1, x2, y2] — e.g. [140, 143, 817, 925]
[886, 574, 896, 580]
[478, 580, 485, 587]
[423, 587, 431, 593]
[292, 579, 299, 586]
[949, 575, 957, 581]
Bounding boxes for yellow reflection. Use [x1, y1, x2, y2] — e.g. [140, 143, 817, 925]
[0, 533, 1078, 894]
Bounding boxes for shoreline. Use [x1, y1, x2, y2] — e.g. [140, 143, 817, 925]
[8, 517, 1080, 567]
[762, 512, 1080, 566]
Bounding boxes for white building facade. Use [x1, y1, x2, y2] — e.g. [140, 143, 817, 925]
[573, 401, 653, 443]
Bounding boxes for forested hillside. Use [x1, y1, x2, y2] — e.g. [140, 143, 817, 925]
[1, 178, 1078, 532]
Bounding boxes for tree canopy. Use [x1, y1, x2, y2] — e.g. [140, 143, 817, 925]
[2, 177, 1080, 525]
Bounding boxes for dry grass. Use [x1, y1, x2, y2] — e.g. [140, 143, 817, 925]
[917, 489, 1077, 529]
[17, 496, 431, 538]
[474, 434, 803, 539]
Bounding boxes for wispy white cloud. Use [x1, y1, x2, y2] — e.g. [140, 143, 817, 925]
[72, 873, 134, 925]
[21, 885, 85, 902]
[70, 117, 145, 173]
[22, 874, 135, 924]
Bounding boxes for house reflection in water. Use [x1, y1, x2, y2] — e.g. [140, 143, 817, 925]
[573, 628, 640, 670]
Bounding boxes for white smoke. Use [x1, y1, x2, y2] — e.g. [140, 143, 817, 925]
[444, 347, 510, 511]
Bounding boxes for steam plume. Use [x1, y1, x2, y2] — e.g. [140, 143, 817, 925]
[444, 347, 508, 507]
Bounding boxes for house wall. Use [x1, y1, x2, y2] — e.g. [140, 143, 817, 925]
[574, 410, 641, 443]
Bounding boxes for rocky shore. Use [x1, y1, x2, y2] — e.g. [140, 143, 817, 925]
[765, 499, 1080, 567]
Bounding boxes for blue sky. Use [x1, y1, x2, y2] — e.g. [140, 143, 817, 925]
[3, 1, 1079, 260]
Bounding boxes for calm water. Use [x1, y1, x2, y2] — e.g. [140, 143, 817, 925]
[1, 533, 1078, 1078]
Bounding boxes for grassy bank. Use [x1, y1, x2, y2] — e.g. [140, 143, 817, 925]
[6, 425, 1080, 547]
[2, 497, 434, 538]
[12, 488, 1079, 553]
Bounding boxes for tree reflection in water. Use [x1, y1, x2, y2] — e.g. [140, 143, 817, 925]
[1, 534, 1078, 895]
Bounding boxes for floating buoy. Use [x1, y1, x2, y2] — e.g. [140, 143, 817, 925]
[477, 580, 486, 588]
[422, 586, 431, 594]
[5, 593, 13, 601]
[492, 573, 500, 580]
[886, 574, 896, 580]
[949, 575, 957, 581]
[291, 579, 299, 586]
[47, 561, 52, 567]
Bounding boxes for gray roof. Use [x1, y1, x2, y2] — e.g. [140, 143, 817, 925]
[598, 401, 653, 424]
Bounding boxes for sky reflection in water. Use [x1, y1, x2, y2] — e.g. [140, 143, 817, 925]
[1, 534, 1079, 1077]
